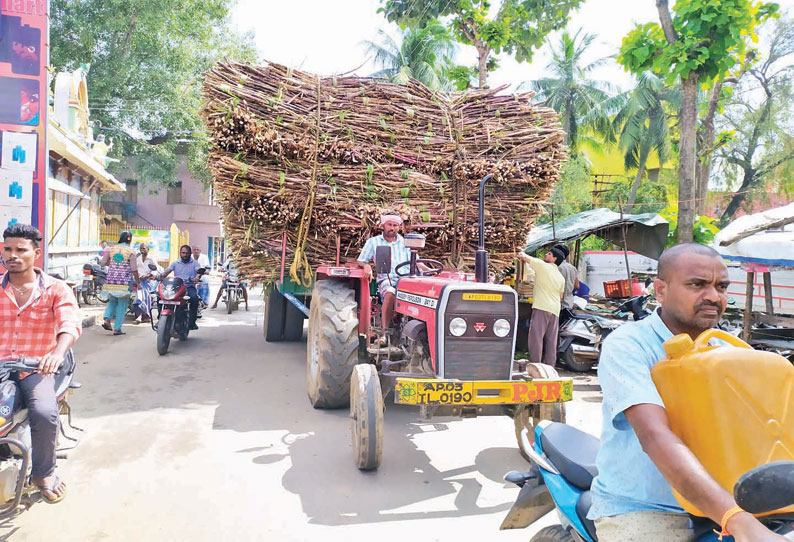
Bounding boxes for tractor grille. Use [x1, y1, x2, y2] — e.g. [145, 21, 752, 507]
[443, 338, 513, 380]
[441, 289, 516, 381]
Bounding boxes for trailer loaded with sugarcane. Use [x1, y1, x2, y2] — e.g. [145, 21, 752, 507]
[202, 61, 573, 470]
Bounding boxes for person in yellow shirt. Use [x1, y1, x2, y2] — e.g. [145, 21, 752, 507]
[518, 248, 565, 366]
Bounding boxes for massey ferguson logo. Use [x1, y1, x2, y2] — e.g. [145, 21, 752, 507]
[474, 322, 486, 332]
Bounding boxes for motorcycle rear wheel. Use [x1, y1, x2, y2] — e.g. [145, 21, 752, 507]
[81, 287, 93, 306]
[157, 315, 173, 355]
[530, 525, 575, 542]
[562, 343, 595, 373]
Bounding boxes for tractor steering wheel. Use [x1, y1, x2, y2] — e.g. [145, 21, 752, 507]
[394, 258, 444, 277]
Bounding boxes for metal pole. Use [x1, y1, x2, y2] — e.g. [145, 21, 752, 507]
[551, 205, 557, 241]
[618, 199, 632, 291]
[763, 271, 774, 315]
[743, 271, 754, 342]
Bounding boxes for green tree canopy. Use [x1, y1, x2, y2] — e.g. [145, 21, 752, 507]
[379, 0, 584, 88]
[363, 22, 455, 90]
[51, 0, 258, 187]
[530, 29, 613, 153]
[618, 0, 778, 243]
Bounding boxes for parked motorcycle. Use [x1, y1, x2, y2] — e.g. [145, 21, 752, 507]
[0, 353, 82, 517]
[76, 257, 108, 305]
[501, 423, 794, 541]
[222, 267, 244, 314]
[557, 295, 651, 373]
[154, 267, 205, 355]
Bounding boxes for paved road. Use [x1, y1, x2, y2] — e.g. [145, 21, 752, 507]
[1, 288, 602, 542]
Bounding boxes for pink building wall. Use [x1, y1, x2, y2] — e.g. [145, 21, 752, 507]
[105, 156, 220, 256]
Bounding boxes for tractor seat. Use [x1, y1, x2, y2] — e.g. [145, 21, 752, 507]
[539, 422, 599, 490]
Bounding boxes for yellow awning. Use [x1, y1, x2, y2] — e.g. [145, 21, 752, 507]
[48, 119, 125, 192]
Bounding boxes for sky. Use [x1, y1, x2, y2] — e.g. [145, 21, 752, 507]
[231, 0, 794, 92]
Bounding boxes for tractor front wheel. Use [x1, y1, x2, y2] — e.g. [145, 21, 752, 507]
[306, 280, 359, 409]
[513, 363, 567, 462]
[530, 525, 575, 542]
[350, 364, 384, 470]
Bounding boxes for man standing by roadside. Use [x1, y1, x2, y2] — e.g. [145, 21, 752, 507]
[554, 244, 579, 311]
[0, 224, 81, 504]
[192, 246, 211, 307]
[518, 248, 565, 366]
[161, 245, 201, 330]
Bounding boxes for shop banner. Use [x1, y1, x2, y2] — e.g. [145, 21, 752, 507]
[0, 0, 48, 264]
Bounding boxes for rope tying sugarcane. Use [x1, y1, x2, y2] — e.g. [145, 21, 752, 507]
[289, 75, 322, 287]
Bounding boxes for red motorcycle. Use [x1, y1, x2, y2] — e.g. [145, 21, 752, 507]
[154, 268, 204, 355]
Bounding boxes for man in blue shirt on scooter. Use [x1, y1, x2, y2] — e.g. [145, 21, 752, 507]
[589, 243, 786, 542]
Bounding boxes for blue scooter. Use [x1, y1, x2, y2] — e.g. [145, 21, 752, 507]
[501, 421, 794, 541]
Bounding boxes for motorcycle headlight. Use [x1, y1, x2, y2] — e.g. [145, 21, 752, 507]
[493, 318, 511, 338]
[449, 317, 467, 337]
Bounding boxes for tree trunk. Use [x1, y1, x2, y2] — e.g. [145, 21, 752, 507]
[721, 168, 755, 224]
[677, 72, 699, 244]
[628, 163, 646, 206]
[476, 45, 489, 89]
[695, 81, 724, 214]
[563, 99, 572, 148]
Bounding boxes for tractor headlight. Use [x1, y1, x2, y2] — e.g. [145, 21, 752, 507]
[493, 318, 511, 338]
[449, 317, 467, 337]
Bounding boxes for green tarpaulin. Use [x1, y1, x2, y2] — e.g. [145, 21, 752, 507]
[524, 208, 670, 260]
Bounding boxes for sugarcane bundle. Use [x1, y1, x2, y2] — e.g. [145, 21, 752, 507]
[202, 61, 566, 285]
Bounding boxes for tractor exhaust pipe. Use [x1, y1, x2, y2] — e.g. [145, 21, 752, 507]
[475, 174, 493, 283]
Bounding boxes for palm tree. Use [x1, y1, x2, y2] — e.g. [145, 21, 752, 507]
[363, 23, 455, 91]
[530, 29, 614, 152]
[595, 72, 677, 205]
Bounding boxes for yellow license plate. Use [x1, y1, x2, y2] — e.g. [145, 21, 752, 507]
[462, 293, 503, 301]
[394, 378, 573, 406]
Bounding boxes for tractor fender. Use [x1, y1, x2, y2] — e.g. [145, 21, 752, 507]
[402, 319, 428, 341]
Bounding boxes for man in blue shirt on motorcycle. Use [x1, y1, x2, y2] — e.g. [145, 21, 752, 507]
[160, 245, 201, 331]
[590, 243, 786, 541]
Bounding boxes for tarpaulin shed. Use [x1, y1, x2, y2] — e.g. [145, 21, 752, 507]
[524, 207, 670, 260]
[713, 202, 794, 340]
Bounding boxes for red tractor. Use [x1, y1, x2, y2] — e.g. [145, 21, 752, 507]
[267, 175, 572, 470]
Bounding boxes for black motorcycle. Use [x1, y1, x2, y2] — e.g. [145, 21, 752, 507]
[0, 354, 82, 517]
[77, 257, 108, 305]
[152, 267, 205, 355]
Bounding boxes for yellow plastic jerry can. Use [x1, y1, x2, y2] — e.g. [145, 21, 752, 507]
[652, 329, 794, 517]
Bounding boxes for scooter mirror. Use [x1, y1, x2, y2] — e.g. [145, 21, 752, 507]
[148, 264, 157, 271]
[734, 461, 794, 514]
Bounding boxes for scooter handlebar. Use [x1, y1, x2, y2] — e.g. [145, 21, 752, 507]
[0, 356, 60, 373]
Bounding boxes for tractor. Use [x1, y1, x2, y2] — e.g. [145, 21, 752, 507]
[264, 175, 573, 470]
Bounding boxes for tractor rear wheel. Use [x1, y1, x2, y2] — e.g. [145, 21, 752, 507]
[513, 363, 567, 462]
[306, 280, 359, 409]
[350, 364, 384, 470]
[264, 286, 286, 342]
[283, 297, 306, 342]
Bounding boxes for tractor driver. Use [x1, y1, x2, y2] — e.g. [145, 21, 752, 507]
[357, 214, 413, 329]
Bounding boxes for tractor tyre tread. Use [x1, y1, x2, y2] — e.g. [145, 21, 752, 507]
[530, 525, 576, 542]
[306, 281, 359, 409]
[264, 286, 286, 342]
